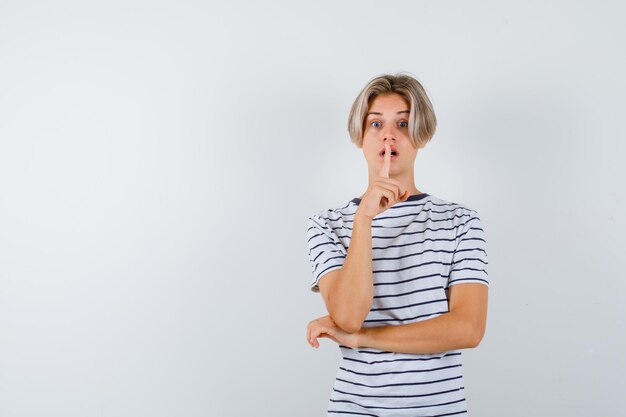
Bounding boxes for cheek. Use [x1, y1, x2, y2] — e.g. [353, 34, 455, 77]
[363, 143, 379, 158]
[362, 133, 378, 149]
[362, 127, 378, 140]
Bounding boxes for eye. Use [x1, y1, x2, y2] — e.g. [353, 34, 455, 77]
[398, 120, 408, 128]
[370, 120, 382, 128]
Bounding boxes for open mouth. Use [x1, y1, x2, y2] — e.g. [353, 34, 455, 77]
[379, 145, 398, 158]
[380, 150, 398, 159]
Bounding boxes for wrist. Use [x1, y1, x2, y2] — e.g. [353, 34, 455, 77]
[354, 209, 373, 224]
[357, 326, 369, 349]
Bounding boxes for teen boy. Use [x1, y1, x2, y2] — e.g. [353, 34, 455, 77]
[306, 73, 489, 416]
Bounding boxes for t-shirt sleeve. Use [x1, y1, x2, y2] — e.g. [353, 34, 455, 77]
[447, 211, 489, 288]
[306, 214, 347, 293]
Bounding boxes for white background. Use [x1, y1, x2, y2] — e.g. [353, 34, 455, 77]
[1, 1, 625, 416]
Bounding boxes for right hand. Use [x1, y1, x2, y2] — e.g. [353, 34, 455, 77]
[356, 142, 409, 220]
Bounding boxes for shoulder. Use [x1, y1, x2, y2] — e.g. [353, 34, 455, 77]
[306, 199, 354, 256]
[426, 193, 480, 216]
[307, 198, 358, 230]
[425, 194, 484, 238]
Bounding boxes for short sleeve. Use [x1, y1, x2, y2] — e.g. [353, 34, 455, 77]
[447, 211, 489, 288]
[306, 214, 347, 293]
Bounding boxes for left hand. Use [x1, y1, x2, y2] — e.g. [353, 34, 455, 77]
[306, 314, 361, 349]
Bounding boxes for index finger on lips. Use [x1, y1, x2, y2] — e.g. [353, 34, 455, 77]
[379, 142, 390, 179]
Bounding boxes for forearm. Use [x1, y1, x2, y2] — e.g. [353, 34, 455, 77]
[327, 212, 374, 332]
[357, 310, 482, 355]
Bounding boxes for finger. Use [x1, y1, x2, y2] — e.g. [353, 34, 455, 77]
[322, 332, 340, 344]
[379, 142, 391, 179]
[382, 191, 394, 208]
[378, 182, 400, 202]
[306, 324, 312, 346]
[379, 179, 407, 201]
[309, 326, 317, 348]
[308, 322, 319, 347]
[379, 188, 397, 207]
[375, 180, 400, 200]
[310, 325, 324, 348]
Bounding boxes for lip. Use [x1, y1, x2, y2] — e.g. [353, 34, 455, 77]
[379, 152, 398, 160]
[379, 146, 399, 159]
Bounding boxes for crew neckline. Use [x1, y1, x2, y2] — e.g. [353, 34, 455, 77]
[351, 192, 429, 205]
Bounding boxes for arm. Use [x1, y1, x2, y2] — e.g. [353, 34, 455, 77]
[356, 283, 488, 354]
[314, 147, 408, 334]
[318, 211, 374, 334]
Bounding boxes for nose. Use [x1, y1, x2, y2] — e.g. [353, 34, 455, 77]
[382, 127, 397, 142]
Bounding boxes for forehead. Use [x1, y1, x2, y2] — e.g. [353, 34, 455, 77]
[367, 93, 410, 115]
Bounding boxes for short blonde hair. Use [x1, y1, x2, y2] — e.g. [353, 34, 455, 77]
[347, 73, 437, 149]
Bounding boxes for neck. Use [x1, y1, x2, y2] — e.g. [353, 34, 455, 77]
[361, 168, 421, 199]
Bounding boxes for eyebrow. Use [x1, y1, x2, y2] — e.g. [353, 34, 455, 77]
[366, 110, 410, 116]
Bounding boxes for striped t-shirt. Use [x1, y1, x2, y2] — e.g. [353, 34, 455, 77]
[306, 192, 489, 417]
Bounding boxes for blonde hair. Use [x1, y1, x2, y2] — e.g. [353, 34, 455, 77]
[347, 73, 437, 149]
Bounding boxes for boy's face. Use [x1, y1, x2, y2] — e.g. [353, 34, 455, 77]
[361, 93, 418, 177]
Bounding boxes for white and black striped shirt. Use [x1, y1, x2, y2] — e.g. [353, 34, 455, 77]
[306, 192, 489, 417]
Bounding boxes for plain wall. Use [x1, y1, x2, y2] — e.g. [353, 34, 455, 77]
[1, 1, 625, 416]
